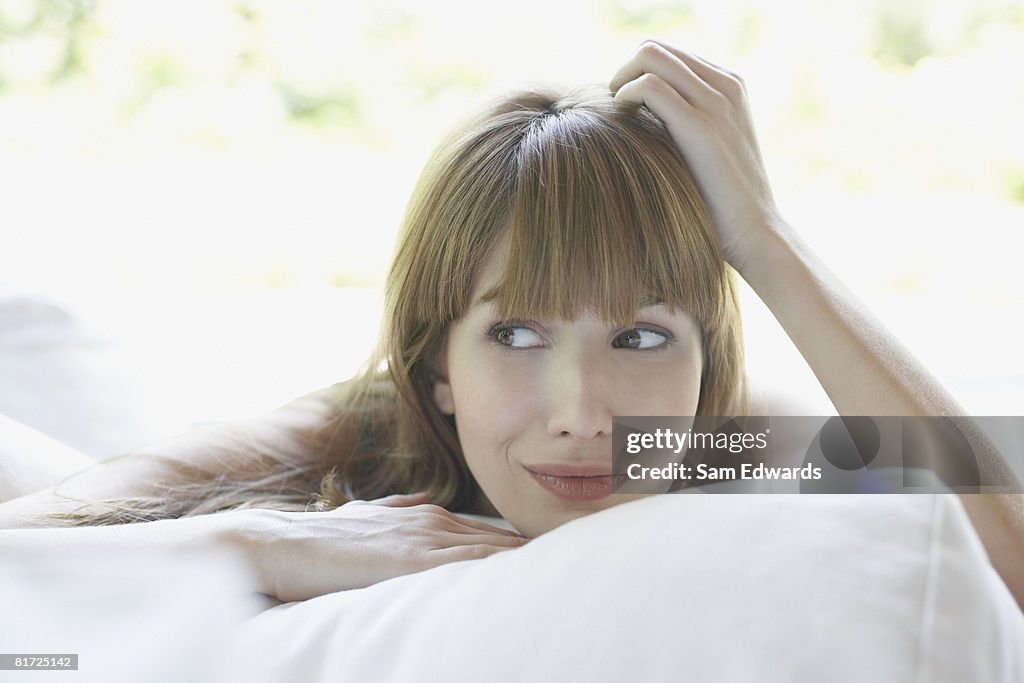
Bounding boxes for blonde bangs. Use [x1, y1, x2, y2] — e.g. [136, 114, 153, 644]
[477, 102, 730, 333]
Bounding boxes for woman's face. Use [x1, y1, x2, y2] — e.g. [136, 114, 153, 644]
[432, 247, 704, 537]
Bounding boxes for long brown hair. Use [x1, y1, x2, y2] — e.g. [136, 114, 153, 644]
[38, 84, 746, 525]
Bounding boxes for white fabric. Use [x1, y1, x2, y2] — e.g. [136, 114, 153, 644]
[0, 288, 164, 459]
[0, 544, 266, 683]
[0, 414, 93, 502]
[2, 488, 1021, 681]
[227, 494, 1024, 683]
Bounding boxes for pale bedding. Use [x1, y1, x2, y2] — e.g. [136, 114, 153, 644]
[3, 494, 1022, 682]
[226, 494, 1024, 683]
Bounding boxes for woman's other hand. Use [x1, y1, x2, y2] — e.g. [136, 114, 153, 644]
[610, 39, 781, 273]
[225, 492, 528, 602]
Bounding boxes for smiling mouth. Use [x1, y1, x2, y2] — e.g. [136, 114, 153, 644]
[524, 466, 615, 501]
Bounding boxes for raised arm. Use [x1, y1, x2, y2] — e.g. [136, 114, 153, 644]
[610, 39, 1024, 608]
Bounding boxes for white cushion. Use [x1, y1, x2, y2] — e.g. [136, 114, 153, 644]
[229, 494, 1024, 682]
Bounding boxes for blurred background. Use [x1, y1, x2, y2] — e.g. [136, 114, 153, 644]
[1, 0, 1022, 458]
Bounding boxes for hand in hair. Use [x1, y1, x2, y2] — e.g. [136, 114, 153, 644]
[609, 39, 780, 274]
[227, 492, 528, 602]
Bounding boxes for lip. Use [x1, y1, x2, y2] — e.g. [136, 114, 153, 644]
[525, 462, 613, 477]
[525, 463, 614, 501]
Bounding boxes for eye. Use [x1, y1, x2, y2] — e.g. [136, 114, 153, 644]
[489, 324, 545, 349]
[613, 328, 670, 350]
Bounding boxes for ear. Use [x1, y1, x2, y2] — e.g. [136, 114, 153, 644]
[425, 350, 454, 413]
[432, 376, 455, 415]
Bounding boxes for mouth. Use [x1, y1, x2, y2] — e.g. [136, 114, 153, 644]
[524, 463, 614, 501]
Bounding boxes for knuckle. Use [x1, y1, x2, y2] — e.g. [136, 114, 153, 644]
[692, 109, 715, 132]
[638, 40, 666, 61]
[412, 503, 449, 522]
[710, 90, 731, 110]
[721, 71, 746, 93]
[637, 72, 665, 90]
[469, 544, 494, 559]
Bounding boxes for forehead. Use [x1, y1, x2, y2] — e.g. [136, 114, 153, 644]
[467, 239, 697, 327]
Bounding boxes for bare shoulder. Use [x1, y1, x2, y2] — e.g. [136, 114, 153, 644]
[0, 382, 350, 528]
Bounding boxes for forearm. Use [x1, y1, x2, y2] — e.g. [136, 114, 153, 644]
[0, 511, 263, 593]
[737, 218, 1024, 608]
[736, 220, 1019, 482]
[737, 220, 957, 417]
[0, 510, 240, 557]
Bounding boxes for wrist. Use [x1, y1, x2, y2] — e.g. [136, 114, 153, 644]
[213, 509, 286, 598]
[728, 216, 803, 288]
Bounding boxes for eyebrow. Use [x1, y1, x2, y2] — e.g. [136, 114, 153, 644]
[470, 293, 498, 309]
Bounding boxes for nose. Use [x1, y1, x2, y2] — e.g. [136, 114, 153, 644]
[545, 348, 614, 440]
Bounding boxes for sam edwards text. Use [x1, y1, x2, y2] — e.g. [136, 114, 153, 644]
[625, 463, 823, 481]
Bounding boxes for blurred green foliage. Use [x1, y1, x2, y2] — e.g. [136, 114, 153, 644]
[1, 0, 1022, 291]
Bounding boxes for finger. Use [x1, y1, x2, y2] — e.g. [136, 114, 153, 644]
[640, 40, 746, 104]
[430, 541, 527, 563]
[444, 521, 530, 543]
[613, 73, 712, 156]
[639, 40, 760, 157]
[609, 41, 722, 113]
[445, 514, 527, 538]
[398, 503, 526, 538]
[460, 532, 529, 548]
[366, 491, 433, 507]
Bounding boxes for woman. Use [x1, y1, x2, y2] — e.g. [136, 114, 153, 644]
[2, 40, 1022, 607]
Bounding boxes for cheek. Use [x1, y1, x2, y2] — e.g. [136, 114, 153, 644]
[611, 362, 702, 414]
[449, 359, 538, 441]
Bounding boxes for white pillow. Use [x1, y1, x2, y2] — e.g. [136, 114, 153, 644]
[229, 494, 1024, 682]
